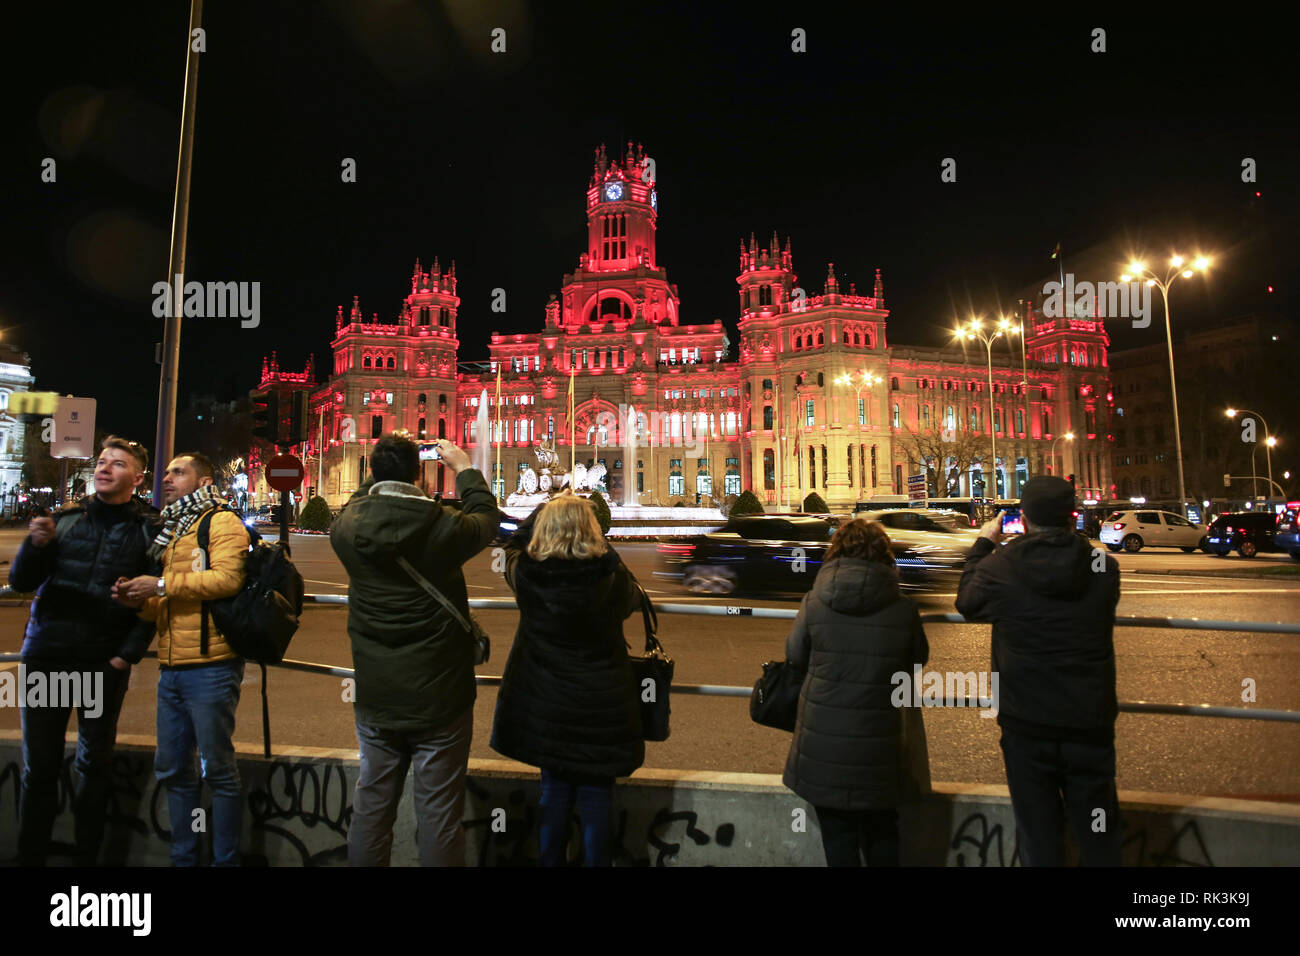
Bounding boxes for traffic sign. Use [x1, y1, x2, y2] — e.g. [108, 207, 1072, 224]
[51, 397, 97, 459]
[906, 473, 927, 501]
[266, 453, 305, 491]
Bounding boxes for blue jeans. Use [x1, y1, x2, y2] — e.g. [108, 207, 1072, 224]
[538, 769, 614, 867]
[155, 660, 245, 866]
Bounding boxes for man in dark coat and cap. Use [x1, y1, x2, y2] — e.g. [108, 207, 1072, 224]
[956, 476, 1122, 866]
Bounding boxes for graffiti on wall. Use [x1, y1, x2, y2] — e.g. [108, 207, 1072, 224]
[949, 810, 1215, 867]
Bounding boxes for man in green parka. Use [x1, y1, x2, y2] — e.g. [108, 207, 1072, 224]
[329, 433, 499, 866]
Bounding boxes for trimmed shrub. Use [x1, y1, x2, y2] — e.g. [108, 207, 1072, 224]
[731, 489, 765, 516]
[298, 495, 333, 532]
[802, 492, 829, 513]
[588, 490, 612, 535]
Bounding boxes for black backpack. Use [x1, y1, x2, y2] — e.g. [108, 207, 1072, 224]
[195, 507, 304, 663]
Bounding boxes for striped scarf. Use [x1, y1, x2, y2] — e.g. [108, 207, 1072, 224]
[150, 484, 228, 560]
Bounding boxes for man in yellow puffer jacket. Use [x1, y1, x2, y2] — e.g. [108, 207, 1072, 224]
[114, 451, 249, 866]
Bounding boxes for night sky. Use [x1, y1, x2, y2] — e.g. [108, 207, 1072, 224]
[5, 3, 1297, 446]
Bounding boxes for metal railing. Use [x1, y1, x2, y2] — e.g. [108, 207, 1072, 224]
[3, 596, 1297, 763]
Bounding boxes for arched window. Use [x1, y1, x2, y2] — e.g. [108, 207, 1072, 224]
[945, 406, 955, 431]
[759, 285, 772, 306]
[794, 335, 802, 350]
[386, 356, 395, 369]
[921, 405, 930, 429]
[1016, 409, 1024, 434]
[439, 308, 449, 326]
[890, 377, 899, 390]
[761, 378, 772, 392]
[417, 393, 427, 406]
[816, 332, 824, 347]
[418, 417, 426, 438]
[363, 355, 372, 368]
[763, 406, 773, 430]
[419, 307, 430, 325]
[892, 403, 900, 428]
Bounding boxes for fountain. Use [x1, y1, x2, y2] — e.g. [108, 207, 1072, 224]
[623, 405, 637, 508]
[474, 388, 490, 485]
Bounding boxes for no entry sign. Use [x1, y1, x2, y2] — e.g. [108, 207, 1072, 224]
[266, 453, 305, 492]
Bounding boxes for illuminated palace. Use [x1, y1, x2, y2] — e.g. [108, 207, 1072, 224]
[250, 142, 1114, 510]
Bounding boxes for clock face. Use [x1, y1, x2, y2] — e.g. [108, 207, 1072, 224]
[604, 182, 624, 201]
[650, 189, 657, 211]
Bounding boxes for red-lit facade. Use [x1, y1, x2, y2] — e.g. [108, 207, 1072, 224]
[251, 142, 1114, 509]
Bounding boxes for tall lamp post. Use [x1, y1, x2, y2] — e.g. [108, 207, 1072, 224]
[835, 371, 883, 499]
[954, 317, 1020, 499]
[1120, 254, 1211, 518]
[1051, 432, 1075, 480]
[1225, 408, 1276, 499]
[835, 370, 884, 426]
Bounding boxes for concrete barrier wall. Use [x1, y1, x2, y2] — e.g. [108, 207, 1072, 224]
[1, 732, 1296, 866]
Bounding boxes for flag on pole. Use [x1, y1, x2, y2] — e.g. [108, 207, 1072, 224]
[568, 367, 576, 474]
[494, 363, 502, 499]
[1051, 242, 1061, 260]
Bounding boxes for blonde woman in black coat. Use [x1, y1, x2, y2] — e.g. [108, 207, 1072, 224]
[783, 518, 930, 866]
[490, 491, 645, 866]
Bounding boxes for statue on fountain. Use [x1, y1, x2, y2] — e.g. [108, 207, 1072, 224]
[506, 438, 608, 508]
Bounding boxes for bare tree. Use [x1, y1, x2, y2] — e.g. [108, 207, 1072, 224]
[896, 425, 991, 496]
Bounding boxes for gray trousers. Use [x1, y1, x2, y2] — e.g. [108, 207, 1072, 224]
[349, 707, 473, 866]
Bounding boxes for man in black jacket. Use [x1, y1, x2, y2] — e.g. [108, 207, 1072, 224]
[330, 433, 499, 866]
[9, 436, 159, 866]
[955, 476, 1122, 866]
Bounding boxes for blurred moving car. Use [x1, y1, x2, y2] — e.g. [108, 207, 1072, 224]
[1073, 503, 1110, 538]
[1099, 509, 1208, 553]
[656, 512, 970, 596]
[1205, 511, 1283, 558]
[1275, 504, 1300, 560]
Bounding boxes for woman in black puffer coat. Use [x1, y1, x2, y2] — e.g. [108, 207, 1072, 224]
[783, 518, 931, 866]
[490, 491, 645, 866]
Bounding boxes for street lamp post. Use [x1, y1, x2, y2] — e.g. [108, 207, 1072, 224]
[1051, 432, 1075, 479]
[954, 318, 1020, 499]
[834, 370, 882, 500]
[1225, 408, 1276, 499]
[1121, 254, 1211, 518]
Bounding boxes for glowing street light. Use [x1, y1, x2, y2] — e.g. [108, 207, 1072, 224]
[954, 317, 1020, 498]
[1121, 253, 1213, 517]
[1225, 407, 1277, 499]
[1051, 431, 1075, 479]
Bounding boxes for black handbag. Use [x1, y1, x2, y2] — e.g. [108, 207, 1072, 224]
[750, 660, 803, 731]
[627, 583, 673, 741]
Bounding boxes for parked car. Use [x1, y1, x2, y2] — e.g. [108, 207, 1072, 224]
[1205, 511, 1282, 558]
[655, 512, 964, 596]
[1275, 505, 1300, 560]
[1099, 509, 1208, 553]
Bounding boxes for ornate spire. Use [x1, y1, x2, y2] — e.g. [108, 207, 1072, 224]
[351, 295, 361, 322]
[335, 305, 344, 331]
[873, 267, 884, 304]
[825, 262, 838, 293]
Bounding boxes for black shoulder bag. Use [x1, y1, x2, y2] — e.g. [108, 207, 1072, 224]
[627, 583, 673, 741]
[396, 556, 490, 665]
